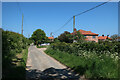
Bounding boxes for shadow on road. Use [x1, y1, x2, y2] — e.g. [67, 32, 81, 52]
[26, 67, 80, 80]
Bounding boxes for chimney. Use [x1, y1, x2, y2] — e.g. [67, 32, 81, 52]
[74, 28, 77, 32]
[107, 35, 109, 39]
[102, 35, 104, 37]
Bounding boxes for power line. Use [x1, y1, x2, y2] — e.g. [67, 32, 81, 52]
[53, 17, 73, 34]
[53, 0, 111, 37]
[74, 0, 111, 17]
[16, 1, 23, 15]
[22, 14, 23, 35]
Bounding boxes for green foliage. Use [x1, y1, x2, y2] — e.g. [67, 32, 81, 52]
[2, 30, 30, 54]
[73, 31, 85, 41]
[54, 37, 60, 43]
[31, 29, 47, 45]
[37, 45, 48, 48]
[58, 31, 85, 43]
[2, 30, 30, 79]
[58, 31, 73, 43]
[45, 41, 119, 79]
[2, 48, 28, 80]
[22, 47, 29, 67]
[50, 41, 120, 54]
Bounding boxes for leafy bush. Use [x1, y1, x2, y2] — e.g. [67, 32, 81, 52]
[58, 31, 85, 43]
[50, 41, 119, 55]
[2, 30, 30, 54]
[2, 30, 30, 79]
[30, 29, 47, 45]
[45, 41, 119, 79]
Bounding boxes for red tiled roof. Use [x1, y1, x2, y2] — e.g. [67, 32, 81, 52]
[78, 29, 98, 36]
[48, 37, 54, 39]
[98, 36, 112, 40]
[116, 37, 120, 39]
[71, 29, 98, 36]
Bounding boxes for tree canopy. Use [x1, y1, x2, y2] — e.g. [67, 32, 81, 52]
[58, 31, 72, 43]
[58, 31, 85, 43]
[31, 29, 47, 45]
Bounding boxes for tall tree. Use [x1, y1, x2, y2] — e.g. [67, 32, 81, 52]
[58, 31, 73, 43]
[73, 31, 85, 42]
[58, 31, 85, 43]
[31, 29, 47, 45]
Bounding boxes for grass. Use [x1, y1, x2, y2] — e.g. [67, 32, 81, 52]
[37, 45, 48, 48]
[2, 47, 28, 80]
[45, 48, 118, 79]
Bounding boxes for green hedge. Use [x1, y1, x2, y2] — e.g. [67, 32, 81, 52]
[45, 41, 119, 79]
[2, 30, 31, 55]
[45, 48, 118, 79]
[50, 41, 119, 55]
[2, 30, 31, 79]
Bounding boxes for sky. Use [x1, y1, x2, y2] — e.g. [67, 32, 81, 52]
[2, 2, 118, 38]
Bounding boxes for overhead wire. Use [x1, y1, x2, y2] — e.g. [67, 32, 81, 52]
[16, 1, 23, 15]
[74, 0, 112, 16]
[16, 0, 112, 37]
[53, 0, 112, 37]
[53, 17, 73, 34]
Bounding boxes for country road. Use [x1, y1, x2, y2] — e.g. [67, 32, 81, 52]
[26, 46, 81, 80]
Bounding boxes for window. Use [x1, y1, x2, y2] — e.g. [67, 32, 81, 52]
[93, 36, 96, 38]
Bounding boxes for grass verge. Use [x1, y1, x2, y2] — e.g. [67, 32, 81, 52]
[45, 48, 118, 79]
[2, 47, 29, 80]
[37, 45, 48, 48]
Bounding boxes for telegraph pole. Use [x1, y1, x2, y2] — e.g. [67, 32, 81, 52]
[22, 14, 24, 35]
[73, 16, 75, 43]
[73, 16, 75, 32]
[21, 14, 24, 53]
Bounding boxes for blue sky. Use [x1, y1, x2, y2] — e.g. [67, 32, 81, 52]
[2, 2, 118, 38]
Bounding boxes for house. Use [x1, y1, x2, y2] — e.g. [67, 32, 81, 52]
[72, 29, 99, 42]
[98, 35, 112, 41]
[48, 37, 54, 41]
[115, 37, 120, 41]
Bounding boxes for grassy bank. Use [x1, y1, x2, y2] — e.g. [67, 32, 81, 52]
[37, 45, 48, 48]
[2, 30, 31, 80]
[45, 47, 118, 79]
[2, 47, 29, 80]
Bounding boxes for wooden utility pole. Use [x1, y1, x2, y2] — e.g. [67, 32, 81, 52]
[73, 16, 75, 32]
[22, 14, 24, 35]
[21, 14, 24, 53]
[73, 16, 75, 43]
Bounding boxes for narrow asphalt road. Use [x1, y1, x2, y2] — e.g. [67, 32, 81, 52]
[26, 45, 81, 80]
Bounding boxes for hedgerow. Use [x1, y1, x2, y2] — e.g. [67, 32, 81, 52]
[2, 30, 31, 79]
[50, 41, 119, 54]
[45, 41, 119, 79]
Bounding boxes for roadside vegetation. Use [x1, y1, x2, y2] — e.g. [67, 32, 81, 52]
[37, 45, 48, 48]
[30, 29, 47, 45]
[45, 31, 119, 79]
[45, 41, 119, 79]
[30, 29, 54, 48]
[2, 29, 31, 79]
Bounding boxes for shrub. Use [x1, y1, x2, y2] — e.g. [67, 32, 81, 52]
[2, 30, 30, 66]
[46, 41, 119, 79]
[2, 30, 30, 79]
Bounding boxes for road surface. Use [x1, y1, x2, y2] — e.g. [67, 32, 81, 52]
[26, 46, 80, 80]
